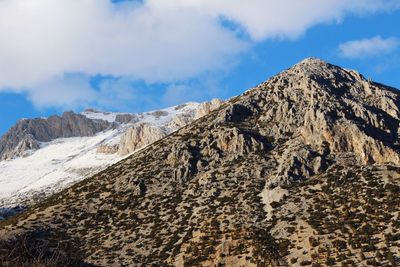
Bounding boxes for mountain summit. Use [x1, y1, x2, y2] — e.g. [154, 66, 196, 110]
[1, 59, 399, 266]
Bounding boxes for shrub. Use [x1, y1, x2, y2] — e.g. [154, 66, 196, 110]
[299, 260, 312, 266]
[0, 230, 89, 267]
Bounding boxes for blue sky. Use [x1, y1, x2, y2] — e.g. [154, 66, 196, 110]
[0, 0, 400, 136]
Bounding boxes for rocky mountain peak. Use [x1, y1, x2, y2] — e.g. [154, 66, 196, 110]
[266, 57, 374, 97]
[216, 58, 400, 182]
[292, 56, 329, 69]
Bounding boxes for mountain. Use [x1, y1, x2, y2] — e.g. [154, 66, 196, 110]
[0, 99, 222, 212]
[0, 112, 110, 160]
[1, 58, 399, 266]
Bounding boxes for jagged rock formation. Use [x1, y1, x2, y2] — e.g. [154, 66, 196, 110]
[118, 123, 167, 155]
[0, 112, 111, 160]
[96, 99, 223, 156]
[195, 98, 224, 119]
[96, 144, 120, 154]
[115, 114, 139, 124]
[1, 58, 399, 266]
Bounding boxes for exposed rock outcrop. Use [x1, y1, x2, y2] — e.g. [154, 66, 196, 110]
[7, 134, 41, 159]
[118, 123, 167, 155]
[195, 98, 223, 119]
[117, 99, 223, 156]
[218, 128, 264, 154]
[96, 144, 119, 154]
[115, 114, 138, 124]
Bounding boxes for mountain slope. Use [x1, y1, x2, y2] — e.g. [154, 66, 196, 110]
[0, 100, 222, 211]
[1, 58, 399, 266]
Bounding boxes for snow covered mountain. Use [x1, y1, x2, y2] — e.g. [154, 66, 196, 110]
[0, 99, 222, 213]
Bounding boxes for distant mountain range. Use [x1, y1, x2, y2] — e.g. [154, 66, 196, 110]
[0, 58, 399, 266]
[0, 99, 222, 212]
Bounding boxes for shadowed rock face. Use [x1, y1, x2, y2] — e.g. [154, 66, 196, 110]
[0, 111, 111, 160]
[1, 58, 400, 266]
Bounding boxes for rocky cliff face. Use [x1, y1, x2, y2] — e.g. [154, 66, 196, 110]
[96, 100, 223, 156]
[195, 98, 224, 119]
[118, 123, 167, 155]
[0, 112, 111, 160]
[1, 58, 399, 266]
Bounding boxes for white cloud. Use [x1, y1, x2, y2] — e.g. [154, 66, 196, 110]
[0, 0, 245, 88]
[26, 74, 96, 110]
[175, 0, 400, 41]
[162, 77, 223, 107]
[0, 0, 399, 109]
[339, 36, 399, 59]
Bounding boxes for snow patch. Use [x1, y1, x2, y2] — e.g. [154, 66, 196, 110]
[0, 129, 125, 207]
